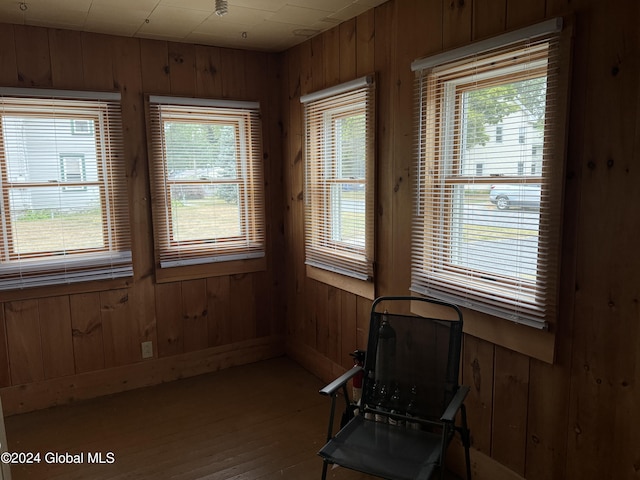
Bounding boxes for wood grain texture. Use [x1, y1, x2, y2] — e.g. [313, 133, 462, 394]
[48, 28, 84, 89]
[181, 279, 208, 353]
[5, 300, 44, 385]
[168, 42, 196, 96]
[0, 25, 18, 86]
[155, 282, 184, 357]
[38, 296, 75, 379]
[70, 293, 105, 374]
[0, 305, 12, 387]
[14, 25, 52, 87]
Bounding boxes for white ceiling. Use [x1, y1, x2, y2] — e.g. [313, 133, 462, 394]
[0, 0, 387, 52]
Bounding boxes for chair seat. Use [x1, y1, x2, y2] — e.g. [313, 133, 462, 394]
[318, 415, 443, 480]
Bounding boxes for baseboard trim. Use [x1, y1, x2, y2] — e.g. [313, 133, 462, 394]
[1, 335, 285, 416]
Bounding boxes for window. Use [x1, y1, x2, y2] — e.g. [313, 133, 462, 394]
[0, 88, 132, 290]
[411, 18, 566, 332]
[301, 76, 375, 289]
[495, 125, 503, 143]
[147, 96, 265, 277]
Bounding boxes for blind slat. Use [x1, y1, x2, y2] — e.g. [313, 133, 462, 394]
[411, 29, 565, 328]
[0, 91, 132, 291]
[303, 79, 375, 282]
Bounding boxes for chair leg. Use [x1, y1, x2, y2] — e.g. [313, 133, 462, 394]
[321, 460, 329, 480]
[460, 404, 472, 480]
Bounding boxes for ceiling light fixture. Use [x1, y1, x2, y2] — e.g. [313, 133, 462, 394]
[215, 0, 228, 16]
[19, 2, 28, 11]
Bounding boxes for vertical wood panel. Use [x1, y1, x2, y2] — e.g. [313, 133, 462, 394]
[229, 274, 256, 343]
[0, 25, 18, 86]
[443, 0, 473, 49]
[473, 0, 507, 40]
[181, 279, 208, 352]
[491, 346, 530, 476]
[81, 32, 113, 91]
[339, 18, 357, 82]
[340, 291, 358, 369]
[462, 335, 495, 454]
[38, 296, 75, 379]
[207, 275, 231, 347]
[101, 289, 138, 367]
[140, 40, 170, 93]
[326, 286, 341, 364]
[322, 28, 340, 88]
[356, 10, 375, 77]
[14, 25, 51, 87]
[5, 300, 44, 385]
[505, 0, 545, 28]
[0, 305, 12, 387]
[168, 42, 196, 96]
[314, 281, 329, 357]
[355, 296, 371, 350]
[195, 45, 223, 97]
[310, 36, 324, 92]
[70, 292, 105, 374]
[220, 48, 246, 99]
[155, 282, 184, 357]
[48, 29, 84, 89]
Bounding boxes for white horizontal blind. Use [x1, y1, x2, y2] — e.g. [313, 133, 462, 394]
[411, 24, 564, 329]
[147, 98, 265, 268]
[302, 76, 375, 281]
[0, 89, 132, 290]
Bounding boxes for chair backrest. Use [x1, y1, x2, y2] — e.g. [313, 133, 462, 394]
[361, 297, 463, 422]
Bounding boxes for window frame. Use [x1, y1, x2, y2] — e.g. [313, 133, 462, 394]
[301, 75, 375, 299]
[146, 96, 266, 283]
[410, 18, 572, 363]
[0, 88, 132, 293]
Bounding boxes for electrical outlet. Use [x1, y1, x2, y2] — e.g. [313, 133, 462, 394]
[141, 341, 153, 359]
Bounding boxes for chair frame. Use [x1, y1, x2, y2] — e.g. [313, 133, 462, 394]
[318, 296, 472, 480]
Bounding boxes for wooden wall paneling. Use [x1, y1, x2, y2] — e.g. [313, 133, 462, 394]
[195, 45, 223, 98]
[505, 0, 545, 28]
[0, 25, 18, 86]
[373, 1, 396, 297]
[48, 29, 84, 89]
[303, 275, 317, 349]
[393, 0, 443, 300]
[285, 45, 306, 343]
[322, 28, 340, 88]
[313, 281, 329, 358]
[181, 279, 209, 352]
[100, 289, 139, 367]
[340, 290, 358, 369]
[472, 0, 507, 40]
[461, 334, 495, 454]
[13, 25, 51, 87]
[220, 48, 246, 99]
[5, 300, 44, 385]
[168, 42, 196, 96]
[70, 292, 105, 374]
[442, 0, 473, 49]
[229, 273, 257, 343]
[355, 295, 371, 350]
[356, 10, 375, 77]
[253, 270, 272, 339]
[567, 2, 640, 478]
[0, 305, 11, 387]
[491, 346, 530, 476]
[310, 36, 324, 92]
[140, 39, 171, 94]
[112, 35, 158, 354]
[339, 18, 357, 82]
[81, 32, 114, 91]
[326, 285, 341, 365]
[155, 282, 184, 357]
[206, 275, 231, 347]
[38, 296, 75, 379]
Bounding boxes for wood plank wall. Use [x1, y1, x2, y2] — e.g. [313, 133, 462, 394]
[281, 1, 640, 479]
[0, 24, 286, 413]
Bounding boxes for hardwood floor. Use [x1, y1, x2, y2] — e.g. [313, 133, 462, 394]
[4, 357, 459, 480]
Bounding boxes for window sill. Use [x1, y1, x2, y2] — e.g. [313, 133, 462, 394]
[0, 277, 132, 302]
[155, 256, 266, 283]
[306, 265, 374, 300]
[411, 299, 555, 364]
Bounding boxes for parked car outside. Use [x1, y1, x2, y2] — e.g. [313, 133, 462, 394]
[489, 184, 541, 210]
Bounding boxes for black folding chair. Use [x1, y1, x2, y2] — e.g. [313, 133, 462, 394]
[318, 296, 472, 480]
